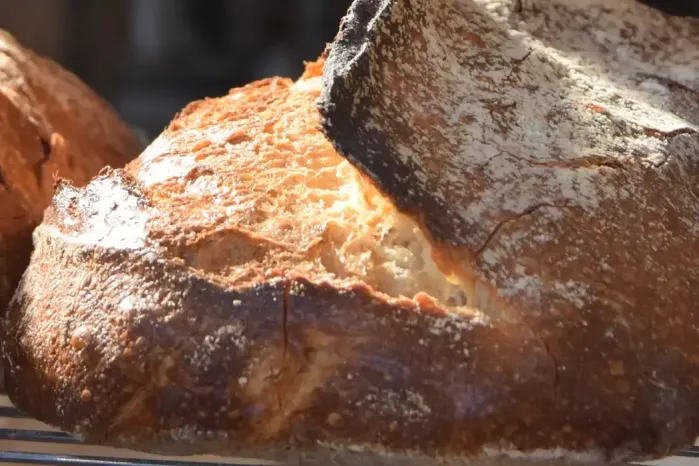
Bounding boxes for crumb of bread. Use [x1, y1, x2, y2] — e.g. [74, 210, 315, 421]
[134, 61, 473, 312]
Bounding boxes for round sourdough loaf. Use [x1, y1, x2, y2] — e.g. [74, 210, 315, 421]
[3, 0, 699, 465]
[0, 30, 142, 310]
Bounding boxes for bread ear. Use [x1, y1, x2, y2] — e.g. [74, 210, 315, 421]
[319, 0, 699, 458]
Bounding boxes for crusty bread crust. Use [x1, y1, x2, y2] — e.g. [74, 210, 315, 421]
[4, 200, 554, 464]
[5, 63, 555, 462]
[319, 0, 699, 459]
[0, 30, 142, 309]
[3, 0, 699, 464]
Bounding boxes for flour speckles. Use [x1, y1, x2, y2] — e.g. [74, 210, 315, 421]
[321, 0, 699, 314]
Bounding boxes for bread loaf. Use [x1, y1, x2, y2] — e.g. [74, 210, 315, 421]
[0, 30, 142, 309]
[3, 0, 699, 465]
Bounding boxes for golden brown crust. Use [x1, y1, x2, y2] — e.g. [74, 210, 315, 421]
[0, 30, 142, 308]
[3, 197, 551, 457]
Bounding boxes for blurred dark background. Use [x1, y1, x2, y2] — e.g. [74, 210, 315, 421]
[0, 0, 352, 141]
[0, 0, 696, 143]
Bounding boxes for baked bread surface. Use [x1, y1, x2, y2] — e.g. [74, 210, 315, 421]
[319, 0, 699, 459]
[3, 0, 699, 462]
[4, 60, 556, 464]
[0, 30, 142, 308]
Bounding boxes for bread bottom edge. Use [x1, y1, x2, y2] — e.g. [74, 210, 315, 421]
[95, 437, 636, 466]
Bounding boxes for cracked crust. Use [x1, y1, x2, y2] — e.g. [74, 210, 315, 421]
[3, 1, 699, 465]
[0, 30, 142, 309]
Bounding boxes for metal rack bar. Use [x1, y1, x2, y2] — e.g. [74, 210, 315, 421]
[0, 407, 30, 419]
[0, 397, 275, 466]
[0, 429, 79, 445]
[0, 397, 696, 465]
[0, 451, 261, 466]
[677, 449, 699, 458]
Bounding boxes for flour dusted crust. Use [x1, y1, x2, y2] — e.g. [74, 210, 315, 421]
[0, 30, 142, 308]
[320, 0, 699, 457]
[3, 1, 699, 465]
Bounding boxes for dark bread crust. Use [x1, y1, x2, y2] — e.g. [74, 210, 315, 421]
[7, 172, 692, 464]
[3, 137, 696, 464]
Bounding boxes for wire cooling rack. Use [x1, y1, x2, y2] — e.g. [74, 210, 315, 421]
[0, 395, 696, 466]
[0, 397, 275, 466]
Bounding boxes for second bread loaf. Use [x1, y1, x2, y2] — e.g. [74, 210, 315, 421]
[0, 30, 143, 309]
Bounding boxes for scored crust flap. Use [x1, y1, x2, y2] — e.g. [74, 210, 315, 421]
[319, 0, 699, 459]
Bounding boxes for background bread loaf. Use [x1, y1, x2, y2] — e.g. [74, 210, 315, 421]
[0, 30, 143, 310]
[3, 0, 699, 465]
